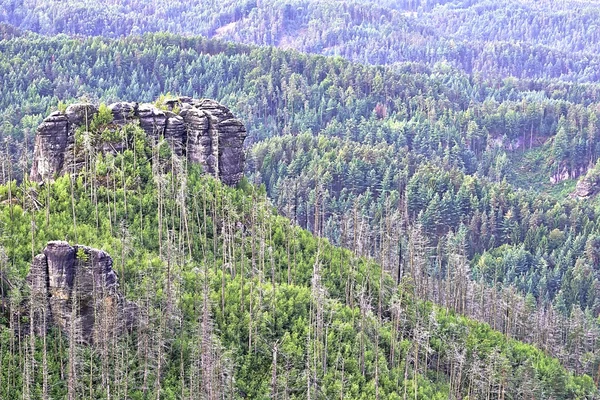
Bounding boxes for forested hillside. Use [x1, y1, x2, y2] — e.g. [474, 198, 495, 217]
[3, 29, 600, 182]
[3, 0, 600, 397]
[2, 24, 600, 382]
[0, 113, 596, 398]
[3, 0, 600, 81]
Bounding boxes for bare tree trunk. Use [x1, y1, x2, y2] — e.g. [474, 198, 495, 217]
[41, 304, 48, 400]
[68, 282, 79, 400]
[270, 342, 279, 400]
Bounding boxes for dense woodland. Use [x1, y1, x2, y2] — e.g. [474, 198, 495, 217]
[3, 0, 600, 81]
[0, 116, 596, 399]
[2, 0, 600, 398]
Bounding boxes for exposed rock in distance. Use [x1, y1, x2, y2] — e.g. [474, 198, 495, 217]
[26, 241, 137, 343]
[30, 97, 247, 186]
[550, 165, 589, 185]
[572, 178, 595, 199]
[568, 160, 600, 199]
[571, 171, 600, 199]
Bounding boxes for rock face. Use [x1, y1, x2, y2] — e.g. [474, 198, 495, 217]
[27, 241, 137, 343]
[30, 97, 247, 186]
[570, 163, 600, 199]
[571, 175, 600, 199]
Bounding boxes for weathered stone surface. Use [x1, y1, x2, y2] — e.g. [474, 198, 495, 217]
[567, 162, 600, 199]
[164, 112, 186, 156]
[571, 173, 600, 199]
[30, 112, 69, 182]
[137, 103, 167, 139]
[65, 103, 98, 126]
[30, 97, 247, 185]
[218, 118, 247, 186]
[109, 102, 137, 123]
[27, 254, 48, 294]
[26, 254, 52, 336]
[26, 241, 136, 343]
[180, 107, 210, 165]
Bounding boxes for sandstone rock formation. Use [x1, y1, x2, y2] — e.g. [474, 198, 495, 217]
[572, 177, 596, 199]
[30, 96, 247, 186]
[27, 241, 137, 343]
[570, 163, 600, 199]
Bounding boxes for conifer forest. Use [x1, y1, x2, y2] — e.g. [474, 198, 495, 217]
[2, 0, 600, 398]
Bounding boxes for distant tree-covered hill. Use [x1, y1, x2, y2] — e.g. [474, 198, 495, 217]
[3, 0, 600, 81]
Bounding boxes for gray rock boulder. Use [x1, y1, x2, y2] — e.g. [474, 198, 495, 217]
[164, 111, 186, 156]
[180, 107, 210, 166]
[65, 103, 98, 125]
[571, 173, 600, 199]
[570, 163, 600, 199]
[27, 241, 137, 343]
[572, 178, 595, 199]
[137, 103, 167, 138]
[109, 102, 137, 123]
[30, 112, 70, 183]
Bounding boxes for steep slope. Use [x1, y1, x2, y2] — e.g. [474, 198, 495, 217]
[2, 30, 600, 378]
[0, 122, 596, 398]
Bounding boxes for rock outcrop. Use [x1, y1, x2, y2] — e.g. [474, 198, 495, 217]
[27, 241, 137, 343]
[30, 97, 247, 186]
[571, 175, 600, 199]
[570, 163, 600, 199]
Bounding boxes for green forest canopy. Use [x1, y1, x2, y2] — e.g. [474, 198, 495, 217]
[0, 117, 596, 398]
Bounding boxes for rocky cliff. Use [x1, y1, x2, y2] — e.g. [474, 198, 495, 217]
[571, 177, 596, 199]
[27, 241, 136, 343]
[571, 161, 600, 199]
[571, 175, 600, 199]
[30, 97, 247, 186]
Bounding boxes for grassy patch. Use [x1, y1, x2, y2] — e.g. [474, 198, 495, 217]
[507, 147, 578, 200]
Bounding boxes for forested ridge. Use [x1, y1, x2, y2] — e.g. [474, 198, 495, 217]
[0, 114, 596, 398]
[3, 0, 600, 81]
[2, 0, 600, 397]
[4, 28, 600, 181]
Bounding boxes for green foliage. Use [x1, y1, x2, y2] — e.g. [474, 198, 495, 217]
[57, 100, 67, 113]
[91, 103, 114, 129]
[2, 27, 600, 185]
[2, 1, 600, 395]
[154, 93, 176, 111]
[0, 148, 595, 398]
[75, 247, 88, 261]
